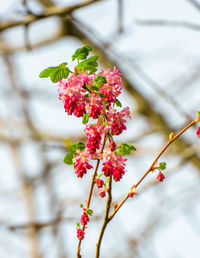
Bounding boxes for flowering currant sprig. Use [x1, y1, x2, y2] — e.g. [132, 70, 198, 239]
[40, 46, 200, 258]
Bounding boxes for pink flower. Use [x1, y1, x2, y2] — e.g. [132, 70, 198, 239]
[80, 211, 89, 226]
[128, 192, 136, 198]
[106, 107, 131, 135]
[85, 124, 102, 154]
[58, 72, 93, 118]
[196, 127, 200, 138]
[96, 178, 104, 188]
[73, 150, 93, 178]
[99, 190, 106, 198]
[113, 167, 125, 182]
[76, 228, 85, 240]
[102, 160, 114, 177]
[157, 172, 165, 182]
[85, 93, 103, 119]
[108, 140, 116, 151]
[101, 150, 127, 181]
[99, 67, 122, 103]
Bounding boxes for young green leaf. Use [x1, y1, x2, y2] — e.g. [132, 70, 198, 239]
[76, 142, 86, 152]
[63, 152, 74, 165]
[72, 46, 92, 61]
[80, 204, 84, 208]
[99, 93, 106, 98]
[104, 177, 110, 185]
[159, 162, 166, 171]
[90, 86, 99, 91]
[97, 173, 103, 178]
[39, 63, 70, 83]
[76, 222, 80, 228]
[129, 145, 136, 151]
[116, 143, 136, 156]
[39, 67, 57, 78]
[69, 142, 86, 154]
[76, 56, 98, 74]
[93, 75, 107, 90]
[86, 209, 93, 216]
[115, 98, 122, 107]
[82, 113, 89, 124]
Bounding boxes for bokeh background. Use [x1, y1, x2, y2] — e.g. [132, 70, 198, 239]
[0, 0, 200, 257]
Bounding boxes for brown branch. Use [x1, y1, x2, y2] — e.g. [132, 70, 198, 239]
[77, 134, 107, 258]
[108, 119, 197, 220]
[0, 0, 100, 31]
[186, 0, 200, 11]
[135, 19, 200, 32]
[95, 176, 112, 258]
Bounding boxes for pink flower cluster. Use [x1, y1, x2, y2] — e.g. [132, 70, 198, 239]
[73, 150, 93, 178]
[101, 148, 127, 182]
[76, 228, 85, 240]
[59, 67, 131, 182]
[80, 209, 89, 226]
[58, 67, 122, 119]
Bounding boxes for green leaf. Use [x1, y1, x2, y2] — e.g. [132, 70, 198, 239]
[69, 142, 86, 154]
[104, 177, 110, 185]
[93, 75, 107, 91]
[86, 209, 93, 216]
[90, 86, 99, 91]
[99, 93, 105, 98]
[76, 55, 98, 74]
[80, 204, 84, 208]
[93, 75, 107, 84]
[93, 75, 107, 90]
[72, 46, 92, 61]
[129, 145, 136, 151]
[97, 173, 103, 178]
[159, 162, 166, 171]
[50, 63, 70, 83]
[39, 67, 56, 78]
[76, 222, 80, 228]
[82, 113, 89, 124]
[76, 142, 86, 152]
[115, 99, 122, 107]
[116, 143, 136, 156]
[102, 100, 108, 105]
[39, 62, 70, 83]
[63, 152, 74, 165]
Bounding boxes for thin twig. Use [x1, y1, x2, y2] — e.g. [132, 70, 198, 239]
[108, 119, 197, 220]
[186, 0, 200, 11]
[135, 19, 200, 32]
[95, 176, 112, 258]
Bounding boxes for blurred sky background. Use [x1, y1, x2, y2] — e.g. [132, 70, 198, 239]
[0, 0, 200, 258]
